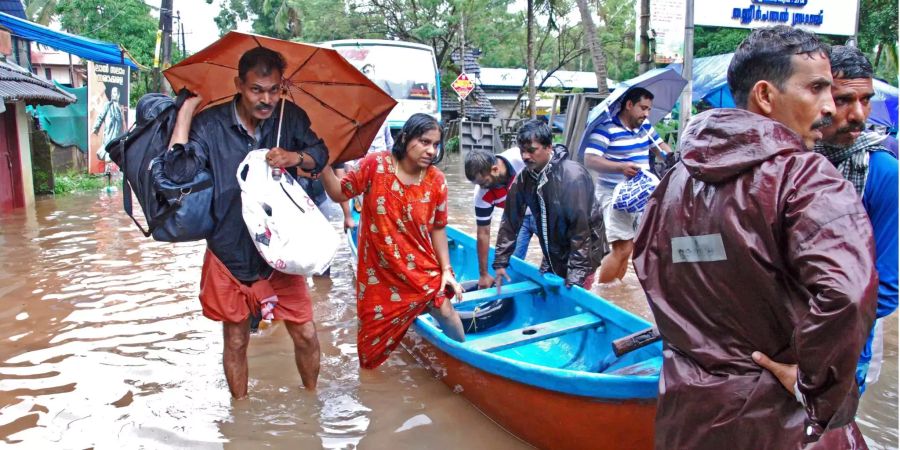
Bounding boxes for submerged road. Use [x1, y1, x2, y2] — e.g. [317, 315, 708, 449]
[0, 155, 895, 448]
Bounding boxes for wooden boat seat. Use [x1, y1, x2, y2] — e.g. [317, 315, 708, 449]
[457, 280, 542, 306]
[469, 313, 604, 353]
[604, 357, 662, 376]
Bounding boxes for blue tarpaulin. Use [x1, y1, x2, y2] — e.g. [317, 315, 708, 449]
[668, 53, 898, 130]
[0, 12, 139, 70]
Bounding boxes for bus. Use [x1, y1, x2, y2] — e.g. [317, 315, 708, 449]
[323, 39, 441, 130]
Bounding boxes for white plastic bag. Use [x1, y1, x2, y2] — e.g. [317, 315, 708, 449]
[237, 149, 339, 276]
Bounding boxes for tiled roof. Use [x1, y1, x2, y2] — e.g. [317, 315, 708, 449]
[450, 48, 482, 78]
[0, 58, 76, 106]
[445, 47, 496, 118]
[442, 84, 497, 119]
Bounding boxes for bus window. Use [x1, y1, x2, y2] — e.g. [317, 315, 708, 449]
[327, 40, 441, 128]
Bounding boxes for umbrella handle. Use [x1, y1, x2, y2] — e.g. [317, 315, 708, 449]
[275, 89, 287, 149]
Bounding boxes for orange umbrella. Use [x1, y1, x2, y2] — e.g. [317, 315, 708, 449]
[164, 31, 396, 164]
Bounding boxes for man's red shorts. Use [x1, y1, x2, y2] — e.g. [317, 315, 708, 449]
[198, 250, 313, 324]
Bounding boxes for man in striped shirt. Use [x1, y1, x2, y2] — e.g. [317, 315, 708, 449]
[584, 87, 672, 283]
[465, 148, 535, 289]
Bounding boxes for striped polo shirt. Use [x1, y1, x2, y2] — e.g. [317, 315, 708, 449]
[473, 148, 527, 226]
[585, 115, 663, 187]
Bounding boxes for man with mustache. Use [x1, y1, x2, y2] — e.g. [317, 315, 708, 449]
[814, 45, 898, 396]
[492, 120, 604, 291]
[166, 47, 327, 398]
[633, 26, 877, 449]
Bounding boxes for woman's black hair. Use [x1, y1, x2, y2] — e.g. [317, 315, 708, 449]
[392, 113, 444, 165]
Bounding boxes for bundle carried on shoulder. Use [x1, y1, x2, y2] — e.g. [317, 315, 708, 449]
[106, 90, 214, 242]
[237, 149, 338, 276]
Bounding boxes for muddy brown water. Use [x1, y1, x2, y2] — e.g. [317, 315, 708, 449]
[0, 157, 895, 449]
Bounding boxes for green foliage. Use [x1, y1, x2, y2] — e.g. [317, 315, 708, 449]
[445, 136, 460, 153]
[32, 167, 52, 195]
[55, 0, 158, 103]
[595, 0, 638, 82]
[24, 0, 58, 25]
[693, 27, 749, 58]
[52, 171, 106, 195]
[858, 0, 898, 85]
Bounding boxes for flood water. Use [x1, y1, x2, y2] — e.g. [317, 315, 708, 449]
[0, 155, 896, 449]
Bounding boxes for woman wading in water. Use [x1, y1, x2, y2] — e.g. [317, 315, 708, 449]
[321, 113, 465, 369]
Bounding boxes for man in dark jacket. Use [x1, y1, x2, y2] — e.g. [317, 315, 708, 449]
[814, 45, 898, 395]
[493, 120, 603, 289]
[633, 26, 877, 449]
[167, 47, 327, 398]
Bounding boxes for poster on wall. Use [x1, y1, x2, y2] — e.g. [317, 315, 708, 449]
[693, 0, 860, 37]
[635, 0, 687, 64]
[87, 61, 129, 174]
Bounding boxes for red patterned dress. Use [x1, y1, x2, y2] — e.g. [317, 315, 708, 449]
[340, 151, 450, 369]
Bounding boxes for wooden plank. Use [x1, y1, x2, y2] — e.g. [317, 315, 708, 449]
[458, 280, 542, 306]
[469, 313, 605, 353]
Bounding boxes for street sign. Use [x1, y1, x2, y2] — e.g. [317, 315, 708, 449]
[451, 73, 475, 100]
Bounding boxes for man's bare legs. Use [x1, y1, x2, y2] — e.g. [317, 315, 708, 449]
[599, 239, 634, 283]
[285, 320, 321, 390]
[223, 318, 251, 399]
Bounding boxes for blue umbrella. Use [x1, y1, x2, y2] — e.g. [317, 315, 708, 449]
[871, 79, 898, 130]
[576, 68, 687, 160]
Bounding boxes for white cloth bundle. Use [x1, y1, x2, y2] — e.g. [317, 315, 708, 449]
[237, 149, 338, 276]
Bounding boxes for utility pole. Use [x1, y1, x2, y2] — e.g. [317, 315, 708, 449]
[639, 0, 651, 74]
[459, 13, 465, 153]
[179, 12, 187, 57]
[155, 0, 174, 94]
[677, 0, 695, 146]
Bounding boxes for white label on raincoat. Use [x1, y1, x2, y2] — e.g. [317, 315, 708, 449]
[671, 234, 727, 263]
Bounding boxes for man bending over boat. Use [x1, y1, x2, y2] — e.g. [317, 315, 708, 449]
[464, 148, 535, 289]
[492, 120, 604, 290]
[633, 26, 876, 449]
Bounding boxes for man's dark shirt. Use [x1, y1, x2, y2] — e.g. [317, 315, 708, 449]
[170, 97, 328, 281]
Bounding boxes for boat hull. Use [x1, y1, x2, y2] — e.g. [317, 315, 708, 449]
[403, 331, 656, 450]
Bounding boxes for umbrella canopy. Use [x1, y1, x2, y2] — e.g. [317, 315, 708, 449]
[164, 31, 397, 164]
[871, 79, 898, 130]
[585, 68, 688, 126]
[574, 68, 687, 161]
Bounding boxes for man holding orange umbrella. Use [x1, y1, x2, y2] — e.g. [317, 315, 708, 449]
[166, 47, 327, 399]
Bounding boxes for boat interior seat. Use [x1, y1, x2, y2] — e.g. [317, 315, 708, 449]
[456, 280, 542, 307]
[468, 312, 605, 353]
[602, 357, 662, 376]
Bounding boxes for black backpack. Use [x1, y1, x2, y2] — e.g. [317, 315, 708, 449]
[106, 90, 214, 241]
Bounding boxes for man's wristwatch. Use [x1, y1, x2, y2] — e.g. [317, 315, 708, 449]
[168, 143, 184, 153]
[296, 151, 305, 168]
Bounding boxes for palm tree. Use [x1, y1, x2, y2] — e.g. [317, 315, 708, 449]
[575, 0, 610, 96]
[25, 0, 58, 25]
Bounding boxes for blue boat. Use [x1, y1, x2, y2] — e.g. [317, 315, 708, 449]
[346, 223, 661, 450]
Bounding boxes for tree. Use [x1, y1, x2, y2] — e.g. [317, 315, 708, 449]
[857, 0, 898, 84]
[594, 0, 637, 82]
[574, 0, 609, 95]
[55, 0, 159, 103]
[24, 0, 58, 25]
[693, 26, 748, 58]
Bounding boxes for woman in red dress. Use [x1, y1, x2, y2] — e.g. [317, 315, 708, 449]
[321, 113, 465, 369]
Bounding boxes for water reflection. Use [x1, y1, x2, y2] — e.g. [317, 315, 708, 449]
[0, 155, 895, 449]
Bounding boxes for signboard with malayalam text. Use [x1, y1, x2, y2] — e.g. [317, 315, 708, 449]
[451, 73, 475, 100]
[693, 0, 860, 37]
